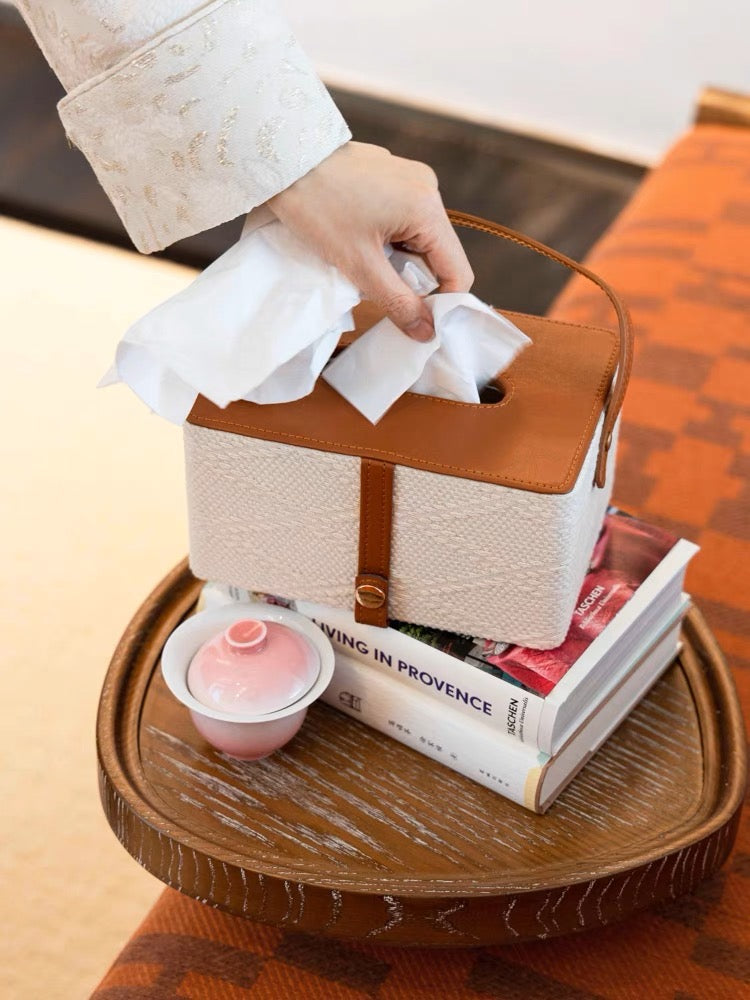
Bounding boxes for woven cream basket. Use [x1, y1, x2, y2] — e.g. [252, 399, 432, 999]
[183, 214, 632, 649]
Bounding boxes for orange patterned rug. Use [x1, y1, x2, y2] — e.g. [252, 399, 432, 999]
[92, 124, 749, 1000]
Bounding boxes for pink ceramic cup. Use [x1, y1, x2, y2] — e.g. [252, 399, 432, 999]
[161, 604, 335, 761]
[188, 707, 308, 761]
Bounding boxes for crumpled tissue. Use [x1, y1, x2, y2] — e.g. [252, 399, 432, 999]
[100, 219, 530, 425]
[323, 292, 530, 423]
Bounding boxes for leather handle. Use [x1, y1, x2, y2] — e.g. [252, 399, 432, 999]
[447, 210, 633, 488]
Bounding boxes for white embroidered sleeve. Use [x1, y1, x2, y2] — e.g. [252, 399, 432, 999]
[16, 1, 351, 252]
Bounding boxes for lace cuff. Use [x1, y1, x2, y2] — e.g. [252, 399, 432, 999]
[57, 0, 351, 253]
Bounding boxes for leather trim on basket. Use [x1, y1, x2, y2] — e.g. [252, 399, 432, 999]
[187, 311, 618, 495]
[355, 459, 394, 627]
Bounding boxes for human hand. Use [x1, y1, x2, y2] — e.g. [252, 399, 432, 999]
[268, 141, 473, 341]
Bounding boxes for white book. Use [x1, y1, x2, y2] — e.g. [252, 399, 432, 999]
[321, 607, 687, 813]
[201, 512, 697, 755]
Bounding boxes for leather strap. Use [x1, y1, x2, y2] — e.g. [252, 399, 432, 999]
[355, 459, 394, 627]
[447, 210, 633, 488]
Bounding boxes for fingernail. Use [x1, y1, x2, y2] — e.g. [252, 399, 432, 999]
[405, 318, 435, 342]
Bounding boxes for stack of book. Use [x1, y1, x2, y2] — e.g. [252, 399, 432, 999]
[199, 509, 698, 813]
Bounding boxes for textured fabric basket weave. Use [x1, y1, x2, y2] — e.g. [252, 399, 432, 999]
[184, 213, 632, 649]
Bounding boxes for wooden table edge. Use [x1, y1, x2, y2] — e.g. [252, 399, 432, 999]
[95, 561, 748, 945]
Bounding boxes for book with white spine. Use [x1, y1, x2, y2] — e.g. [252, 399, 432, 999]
[200, 510, 697, 755]
[321, 608, 687, 813]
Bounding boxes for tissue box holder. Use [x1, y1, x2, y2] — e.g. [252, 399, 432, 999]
[183, 213, 632, 649]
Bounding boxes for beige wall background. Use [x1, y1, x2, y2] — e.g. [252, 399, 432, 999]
[286, 0, 750, 163]
[0, 218, 196, 999]
[4, 0, 748, 162]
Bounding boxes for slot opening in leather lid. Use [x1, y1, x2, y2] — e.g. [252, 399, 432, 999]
[334, 301, 509, 406]
[478, 378, 506, 405]
[187, 310, 618, 496]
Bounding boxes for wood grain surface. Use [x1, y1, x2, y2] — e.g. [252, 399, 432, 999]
[97, 561, 746, 946]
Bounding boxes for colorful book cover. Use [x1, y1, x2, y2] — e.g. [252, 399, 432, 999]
[243, 510, 680, 700]
[391, 510, 679, 696]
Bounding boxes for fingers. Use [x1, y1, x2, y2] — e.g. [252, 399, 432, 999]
[269, 142, 471, 336]
[351, 246, 435, 341]
[409, 201, 474, 294]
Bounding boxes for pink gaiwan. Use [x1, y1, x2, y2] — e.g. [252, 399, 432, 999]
[161, 604, 335, 761]
[188, 618, 319, 715]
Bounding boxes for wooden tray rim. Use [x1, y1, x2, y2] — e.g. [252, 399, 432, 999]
[97, 560, 747, 899]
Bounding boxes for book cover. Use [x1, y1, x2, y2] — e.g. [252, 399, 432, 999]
[390, 511, 680, 696]
[323, 615, 685, 812]
[199, 510, 696, 752]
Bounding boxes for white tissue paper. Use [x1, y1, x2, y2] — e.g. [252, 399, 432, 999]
[100, 219, 530, 425]
[99, 221, 360, 424]
[323, 293, 530, 423]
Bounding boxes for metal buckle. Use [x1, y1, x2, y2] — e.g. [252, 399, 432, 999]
[355, 583, 386, 610]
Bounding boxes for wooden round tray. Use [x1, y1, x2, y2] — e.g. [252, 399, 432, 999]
[97, 561, 746, 946]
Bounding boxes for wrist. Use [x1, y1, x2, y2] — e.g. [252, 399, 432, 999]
[269, 140, 354, 213]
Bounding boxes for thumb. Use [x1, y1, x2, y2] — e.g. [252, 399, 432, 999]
[353, 248, 435, 342]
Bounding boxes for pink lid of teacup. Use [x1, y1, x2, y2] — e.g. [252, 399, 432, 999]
[187, 618, 320, 716]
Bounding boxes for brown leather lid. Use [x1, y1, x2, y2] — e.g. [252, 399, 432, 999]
[187, 309, 617, 496]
